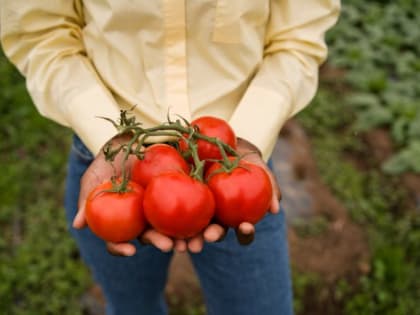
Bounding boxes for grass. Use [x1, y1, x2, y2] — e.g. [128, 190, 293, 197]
[326, 0, 420, 173]
[0, 53, 91, 315]
[290, 2, 420, 311]
[293, 87, 420, 315]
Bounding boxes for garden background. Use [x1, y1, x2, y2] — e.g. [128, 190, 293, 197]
[1, 0, 419, 314]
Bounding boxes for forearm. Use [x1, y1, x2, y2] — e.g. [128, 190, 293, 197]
[229, 0, 341, 160]
[0, 0, 120, 154]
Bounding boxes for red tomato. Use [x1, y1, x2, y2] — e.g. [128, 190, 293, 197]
[180, 116, 237, 161]
[131, 144, 190, 187]
[85, 180, 146, 242]
[206, 159, 272, 228]
[143, 172, 215, 239]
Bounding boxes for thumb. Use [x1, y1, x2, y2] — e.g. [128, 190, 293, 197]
[74, 177, 91, 229]
[267, 171, 281, 214]
[73, 201, 87, 229]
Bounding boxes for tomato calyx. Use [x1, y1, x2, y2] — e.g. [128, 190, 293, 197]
[85, 179, 146, 243]
[205, 155, 254, 182]
[186, 137, 206, 182]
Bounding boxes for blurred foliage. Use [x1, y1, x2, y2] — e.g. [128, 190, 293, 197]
[0, 52, 90, 314]
[294, 2, 420, 308]
[327, 0, 420, 173]
[296, 89, 420, 315]
[317, 3, 420, 312]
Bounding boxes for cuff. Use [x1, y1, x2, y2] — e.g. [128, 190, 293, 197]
[229, 85, 291, 161]
[63, 86, 121, 155]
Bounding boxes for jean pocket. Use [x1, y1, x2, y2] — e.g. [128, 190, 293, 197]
[70, 135, 94, 164]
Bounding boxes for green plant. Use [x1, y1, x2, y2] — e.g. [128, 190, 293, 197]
[327, 0, 420, 173]
[296, 86, 420, 315]
[0, 52, 91, 315]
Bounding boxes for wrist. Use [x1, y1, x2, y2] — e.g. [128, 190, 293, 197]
[97, 133, 133, 158]
[236, 137, 262, 158]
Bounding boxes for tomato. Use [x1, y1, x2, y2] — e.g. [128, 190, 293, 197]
[131, 144, 190, 187]
[143, 172, 215, 239]
[180, 116, 237, 161]
[85, 180, 146, 242]
[206, 159, 272, 228]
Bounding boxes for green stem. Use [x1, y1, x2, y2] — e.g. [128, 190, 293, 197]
[104, 110, 243, 184]
[116, 130, 141, 192]
[188, 139, 205, 182]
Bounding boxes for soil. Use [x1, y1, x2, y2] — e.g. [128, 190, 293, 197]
[279, 120, 370, 284]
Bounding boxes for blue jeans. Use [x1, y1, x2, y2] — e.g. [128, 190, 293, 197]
[64, 135, 294, 315]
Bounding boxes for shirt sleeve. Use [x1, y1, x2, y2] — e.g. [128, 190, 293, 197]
[0, 0, 121, 154]
[229, 0, 341, 160]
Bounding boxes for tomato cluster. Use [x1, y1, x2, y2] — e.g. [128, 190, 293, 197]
[85, 116, 272, 243]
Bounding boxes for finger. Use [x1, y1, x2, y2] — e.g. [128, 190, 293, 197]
[187, 235, 204, 253]
[77, 176, 91, 214]
[235, 222, 255, 245]
[77, 188, 88, 211]
[238, 222, 255, 234]
[174, 239, 187, 253]
[203, 223, 227, 243]
[75, 173, 96, 229]
[268, 172, 281, 214]
[72, 205, 87, 229]
[270, 194, 280, 214]
[141, 230, 174, 252]
[276, 184, 282, 201]
[106, 242, 136, 257]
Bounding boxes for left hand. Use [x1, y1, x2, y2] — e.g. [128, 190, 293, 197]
[230, 137, 282, 245]
[171, 137, 282, 251]
[236, 137, 282, 214]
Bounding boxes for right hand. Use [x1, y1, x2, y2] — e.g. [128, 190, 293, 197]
[72, 135, 228, 256]
[72, 134, 150, 256]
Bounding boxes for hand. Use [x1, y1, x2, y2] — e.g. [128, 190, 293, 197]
[71, 135, 230, 255]
[171, 137, 282, 249]
[72, 134, 143, 256]
[236, 137, 282, 214]
[230, 137, 282, 245]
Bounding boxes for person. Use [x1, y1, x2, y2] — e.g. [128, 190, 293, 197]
[0, 1, 340, 314]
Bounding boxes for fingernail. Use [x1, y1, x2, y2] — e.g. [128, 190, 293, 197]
[124, 248, 136, 256]
[160, 240, 174, 253]
[271, 199, 280, 213]
[72, 209, 82, 227]
[206, 229, 219, 241]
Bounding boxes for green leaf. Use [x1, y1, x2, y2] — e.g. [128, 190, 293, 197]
[408, 114, 420, 138]
[354, 105, 393, 131]
[346, 92, 381, 109]
[391, 118, 409, 144]
[382, 141, 420, 174]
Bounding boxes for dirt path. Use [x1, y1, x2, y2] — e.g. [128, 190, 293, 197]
[276, 121, 370, 283]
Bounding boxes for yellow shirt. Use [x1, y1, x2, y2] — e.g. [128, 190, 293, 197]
[0, 0, 340, 160]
